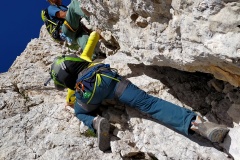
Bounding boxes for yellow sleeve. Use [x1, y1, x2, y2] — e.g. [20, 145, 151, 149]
[66, 88, 76, 105]
[80, 31, 100, 62]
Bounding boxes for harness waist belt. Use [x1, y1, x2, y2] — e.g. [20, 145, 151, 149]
[76, 98, 99, 112]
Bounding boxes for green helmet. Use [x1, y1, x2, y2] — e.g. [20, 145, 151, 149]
[47, 54, 87, 90]
[50, 56, 68, 90]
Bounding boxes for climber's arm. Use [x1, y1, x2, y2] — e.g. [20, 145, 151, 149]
[80, 31, 100, 62]
[48, 5, 67, 19]
[56, 10, 67, 19]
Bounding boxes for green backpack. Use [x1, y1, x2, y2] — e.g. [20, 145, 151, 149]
[41, 5, 67, 41]
[44, 54, 89, 90]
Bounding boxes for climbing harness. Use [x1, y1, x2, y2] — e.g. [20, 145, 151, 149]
[75, 63, 120, 104]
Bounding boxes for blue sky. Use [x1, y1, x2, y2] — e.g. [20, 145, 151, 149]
[0, 0, 70, 73]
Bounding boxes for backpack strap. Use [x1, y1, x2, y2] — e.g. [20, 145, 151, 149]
[114, 79, 130, 99]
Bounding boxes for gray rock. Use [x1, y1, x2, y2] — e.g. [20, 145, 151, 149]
[0, 0, 240, 159]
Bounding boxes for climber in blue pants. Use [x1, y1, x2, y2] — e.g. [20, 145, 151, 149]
[75, 74, 195, 135]
[49, 30, 229, 152]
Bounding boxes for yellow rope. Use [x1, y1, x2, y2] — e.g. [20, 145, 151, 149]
[64, 20, 77, 32]
[86, 73, 120, 104]
[96, 74, 101, 86]
[100, 74, 120, 82]
[87, 75, 97, 104]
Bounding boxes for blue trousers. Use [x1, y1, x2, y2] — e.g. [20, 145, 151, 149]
[74, 73, 196, 135]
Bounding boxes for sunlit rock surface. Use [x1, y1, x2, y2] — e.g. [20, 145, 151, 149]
[0, 0, 240, 159]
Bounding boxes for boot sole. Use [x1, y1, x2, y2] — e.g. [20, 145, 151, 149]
[97, 118, 110, 151]
[209, 127, 229, 143]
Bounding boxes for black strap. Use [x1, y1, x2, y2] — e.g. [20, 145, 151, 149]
[114, 79, 130, 99]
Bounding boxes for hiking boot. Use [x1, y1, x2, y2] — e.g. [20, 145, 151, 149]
[190, 116, 229, 143]
[93, 116, 110, 151]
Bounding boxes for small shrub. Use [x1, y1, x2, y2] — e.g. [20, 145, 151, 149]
[83, 129, 96, 137]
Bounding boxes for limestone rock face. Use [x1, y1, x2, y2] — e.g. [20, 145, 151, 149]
[82, 0, 240, 87]
[1, 0, 240, 159]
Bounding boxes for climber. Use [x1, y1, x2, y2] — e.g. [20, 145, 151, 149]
[47, 30, 229, 152]
[45, 0, 92, 50]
